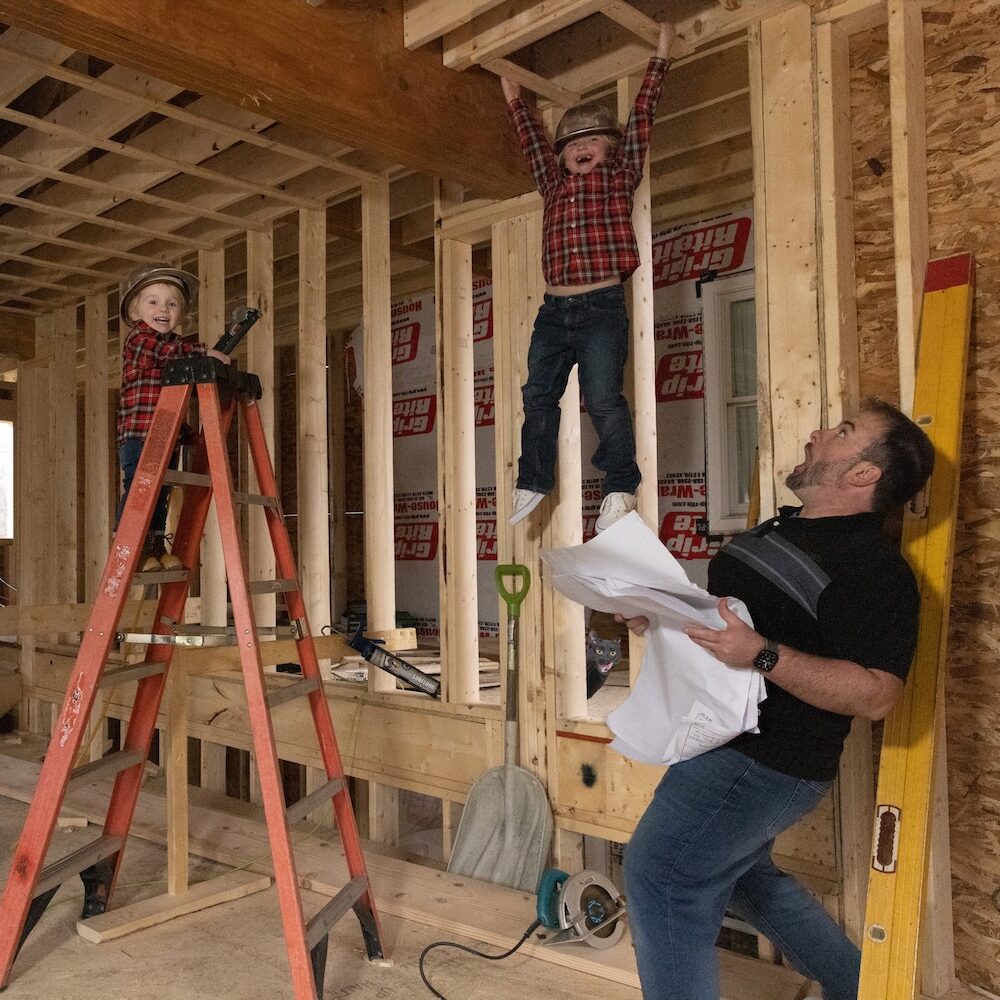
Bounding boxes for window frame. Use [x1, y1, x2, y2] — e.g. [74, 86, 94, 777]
[702, 270, 758, 535]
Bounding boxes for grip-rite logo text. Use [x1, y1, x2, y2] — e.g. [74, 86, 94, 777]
[655, 350, 704, 402]
[653, 218, 750, 288]
[393, 395, 436, 436]
[395, 522, 438, 560]
[391, 321, 420, 364]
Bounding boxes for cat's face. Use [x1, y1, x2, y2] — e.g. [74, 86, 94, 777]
[587, 630, 621, 674]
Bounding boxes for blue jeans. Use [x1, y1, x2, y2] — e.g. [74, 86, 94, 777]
[624, 747, 859, 1000]
[517, 284, 640, 496]
[116, 438, 171, 537]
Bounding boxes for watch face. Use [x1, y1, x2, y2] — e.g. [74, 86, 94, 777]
[754, 648, 779, 673]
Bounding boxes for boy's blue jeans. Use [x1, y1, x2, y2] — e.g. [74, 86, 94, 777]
[116, 438, 170, 538]
[624, 747, 860, 1000]
[517, 284, 640, 497]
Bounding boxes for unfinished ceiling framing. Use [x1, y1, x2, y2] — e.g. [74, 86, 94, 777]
[0, 0, 767, 362]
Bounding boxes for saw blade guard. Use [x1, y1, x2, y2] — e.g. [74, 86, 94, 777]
[559, 870, 626, 950]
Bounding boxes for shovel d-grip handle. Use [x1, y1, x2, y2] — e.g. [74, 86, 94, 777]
[496, 564, 530, 730]
[496, 563, 530, 617]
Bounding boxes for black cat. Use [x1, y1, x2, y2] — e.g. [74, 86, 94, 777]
[586, 629, 621, 698]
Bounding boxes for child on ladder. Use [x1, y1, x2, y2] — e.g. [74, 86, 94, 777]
[115, 263, 230, 570]
[502, 21, 677, 533]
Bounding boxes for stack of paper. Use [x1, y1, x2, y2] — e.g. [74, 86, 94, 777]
[540, 512, 766, 767]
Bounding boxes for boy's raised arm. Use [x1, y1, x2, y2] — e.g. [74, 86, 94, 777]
[500, 77, 521, 105]
[657, 21, 677, 61]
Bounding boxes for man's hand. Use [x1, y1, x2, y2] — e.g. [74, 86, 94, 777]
[683, 599, 763, 669]
[614, 612, 650, 637]
[657, 21, 677, 60]
[500, 77, 521, 104]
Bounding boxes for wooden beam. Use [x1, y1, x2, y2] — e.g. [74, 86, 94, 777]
[0, 0, 531, 200]
[0, 106, 313, 211]
[246, 227, 276, 630]
[888, 0, 928, 414]
[444, 0, 606, 71]
[84, 292, 111, 598]
[198, 248, 227, 628]
[439, 238, 479, 703]
[403, 0, 508, 50]
[0, 153, 275, 230]
[361, 176, 396, 693]
[816, 21, 860, 426]
[749, 6, 822, 508]
[296, 208, 331, 633]
[0, 39, 374, 181]
[0, 223, 150, 264]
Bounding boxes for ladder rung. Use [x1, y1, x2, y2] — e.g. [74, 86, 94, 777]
[233, 491, 279, 510]
[305, 875, 367, 950]
[266, 677, 319, 709]
[285, 777, 345, 827]
[248, 579, 297, 595]
[163, 472, 277, 508]
[133, 568, 188, 586]
[163, 470, 211, 487]
[99, 660, 166, 688]
[68, 749, 145, 791]
[36, 835, 123, 897]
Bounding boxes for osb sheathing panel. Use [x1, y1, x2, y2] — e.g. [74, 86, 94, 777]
[853, 1, 1000, 992]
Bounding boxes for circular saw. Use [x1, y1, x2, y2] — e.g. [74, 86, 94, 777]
[535, 868, 626, 950]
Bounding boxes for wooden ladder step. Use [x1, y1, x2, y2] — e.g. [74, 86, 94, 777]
[286, 777, 345, 827]
[248, 579, 297, 595]
[36, 836, 123, 897]
[306, 875, 367, 950]
[99, 660, 166, 688]
[265, 677, 319, 709]
[68, 750, 144, 791]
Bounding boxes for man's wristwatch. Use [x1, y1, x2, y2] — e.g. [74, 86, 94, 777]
[753, 638, 780, 673]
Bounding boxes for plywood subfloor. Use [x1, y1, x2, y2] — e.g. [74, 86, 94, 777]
[0, 739, 809, 1000]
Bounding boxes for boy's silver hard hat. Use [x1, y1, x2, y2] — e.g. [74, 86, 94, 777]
[554, 103, 621, 154]
[120, 263, 199, 324]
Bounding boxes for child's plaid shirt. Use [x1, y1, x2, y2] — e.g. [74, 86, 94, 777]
[116, 321, 206, 447]
[506, 56, 669, 287]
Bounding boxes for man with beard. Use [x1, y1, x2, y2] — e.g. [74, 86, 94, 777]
[617, 398, 935, 1000]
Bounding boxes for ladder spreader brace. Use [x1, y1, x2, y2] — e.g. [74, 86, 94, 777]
[0, 313, 384, 999]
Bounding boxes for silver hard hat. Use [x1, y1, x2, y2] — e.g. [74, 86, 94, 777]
[120, 263, 199, 324]
[554, 102, 621, 154]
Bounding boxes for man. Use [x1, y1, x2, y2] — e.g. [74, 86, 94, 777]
[619, 399, 935, 1000]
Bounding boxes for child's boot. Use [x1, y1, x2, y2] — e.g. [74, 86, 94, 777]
[158, 533, 183, 570]
[139, 535, 162, 572]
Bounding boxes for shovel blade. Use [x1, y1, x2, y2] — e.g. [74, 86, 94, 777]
[447, 765, 553, 892]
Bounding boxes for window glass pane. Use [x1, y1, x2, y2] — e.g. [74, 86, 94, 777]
[0, 420, 11, 538]
[729, 298, 757, 398]
[734, 404, 757, 506]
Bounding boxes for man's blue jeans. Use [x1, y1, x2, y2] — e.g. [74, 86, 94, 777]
[517, 284, 640, 497]
[624, 747, 860, 1000]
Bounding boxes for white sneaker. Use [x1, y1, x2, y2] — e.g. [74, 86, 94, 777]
[509, 488, 545, 525]
[595, 492, 636, 532]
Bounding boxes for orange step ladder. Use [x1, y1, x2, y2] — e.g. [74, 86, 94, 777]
[0, 332, 384, 998]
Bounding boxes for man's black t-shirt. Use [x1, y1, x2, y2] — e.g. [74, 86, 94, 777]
[708, 507, 920, 781]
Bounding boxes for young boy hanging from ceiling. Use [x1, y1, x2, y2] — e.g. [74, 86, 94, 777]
[501, 21, 677, 533]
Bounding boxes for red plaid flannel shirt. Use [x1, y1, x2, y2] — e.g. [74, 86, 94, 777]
[507, 56, 669, 286]
[116, 321, 206, 446]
